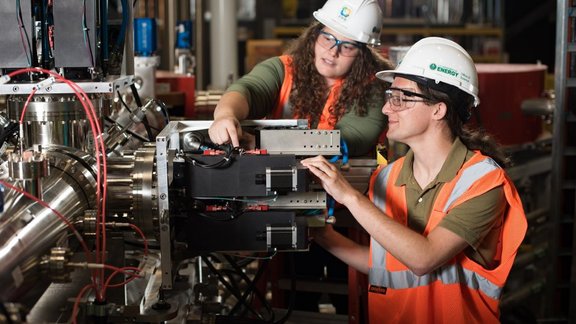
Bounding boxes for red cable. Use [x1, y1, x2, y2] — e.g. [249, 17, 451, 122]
[100, 224, 149, 295]
[4, 70, 159, 316]
[19, 88, 37, 124]
[7, 68, 109, 299]
[71, 264, 142, 323]
[0, 180, 92, 260]
[129, 223, 149, 256]
[71, 284, 94, 324]
[100, 265, 143, 297]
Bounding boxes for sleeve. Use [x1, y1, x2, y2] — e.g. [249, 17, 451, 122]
[335, 87, 387, 157]
[225, 57, 285, 119]
[439, 186, 506, 249]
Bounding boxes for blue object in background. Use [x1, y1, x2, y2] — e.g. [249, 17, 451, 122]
[329, 138, 349, 165]
[176, 20, 193, 49]
[134, 17, 157, 56]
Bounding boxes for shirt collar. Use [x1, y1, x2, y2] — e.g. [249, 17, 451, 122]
[395, 137, 469, 187]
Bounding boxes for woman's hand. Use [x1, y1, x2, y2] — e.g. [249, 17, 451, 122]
[209, 116, 243, 147]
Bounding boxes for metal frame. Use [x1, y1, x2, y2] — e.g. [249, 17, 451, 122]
[154, 119, 313, 290]
[550, 0, 573, 321]
[0, 76, 134, 95]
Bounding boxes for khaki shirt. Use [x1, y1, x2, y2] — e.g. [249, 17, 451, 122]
[396, 138, 506, 268]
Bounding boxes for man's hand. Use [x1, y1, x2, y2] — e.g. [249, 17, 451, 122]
[300, 155, 359, 206]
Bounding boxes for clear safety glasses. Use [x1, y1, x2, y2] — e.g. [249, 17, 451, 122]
[385, 87, 432, 111]
[317, 30, 362, 57]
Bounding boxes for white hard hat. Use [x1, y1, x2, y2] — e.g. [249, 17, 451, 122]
[313, 0, 383, 45]
[376, 37, 480, 107]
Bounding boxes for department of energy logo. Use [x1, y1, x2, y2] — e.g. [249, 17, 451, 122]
[338, 6, 352, 20]
[429, 63, 459, 77]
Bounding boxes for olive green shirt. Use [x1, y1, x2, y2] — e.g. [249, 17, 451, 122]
[396, 138, 506, 269]
[226, 56, 387, 157]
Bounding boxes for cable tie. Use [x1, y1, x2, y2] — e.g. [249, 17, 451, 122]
[35, 76, 56, 90]
[0, 75, 11, 84]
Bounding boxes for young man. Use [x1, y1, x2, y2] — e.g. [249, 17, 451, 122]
[302, 37, 527, 323]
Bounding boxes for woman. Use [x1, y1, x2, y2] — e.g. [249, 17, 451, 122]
[209, 0, 393, 314]
[302, 37, 527, 323]
[208, 0, 392, 157]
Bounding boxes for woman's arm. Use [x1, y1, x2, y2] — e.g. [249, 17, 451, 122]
[209, 57, 285, 146]
[209, 92, 250, 147]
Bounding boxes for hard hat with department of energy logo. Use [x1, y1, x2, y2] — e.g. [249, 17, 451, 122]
[313, 0, 383, 46]
[376, 37, 480, 107]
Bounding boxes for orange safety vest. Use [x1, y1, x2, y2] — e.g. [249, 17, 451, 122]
[367, 151, 527, 324]
[274, 55, 343, 130]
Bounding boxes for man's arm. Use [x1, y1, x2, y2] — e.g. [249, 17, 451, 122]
[302, 156, 470, 276]
[312, 225, 370, 274]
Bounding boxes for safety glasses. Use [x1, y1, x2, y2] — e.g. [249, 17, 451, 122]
[317, 30, 362, 57]
[385, 87, 432, 111]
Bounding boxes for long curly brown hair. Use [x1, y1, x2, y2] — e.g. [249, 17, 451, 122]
[284, 22, 392, 126]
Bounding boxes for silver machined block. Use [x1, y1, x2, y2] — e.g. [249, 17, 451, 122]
[259, 129, 341, 155]
[268, 191, 327, 209]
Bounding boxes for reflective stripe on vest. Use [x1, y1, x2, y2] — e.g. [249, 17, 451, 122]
[369, 253, 502, 300]
[370, 157, 503, 300]
[370, 161, 396, 269]
[371, 160, 396, 214]
[443, 157, 499, 213]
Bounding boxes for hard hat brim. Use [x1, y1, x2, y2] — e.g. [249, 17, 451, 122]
[375, 70, 481, 107]
[375, 70, 396, 83]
